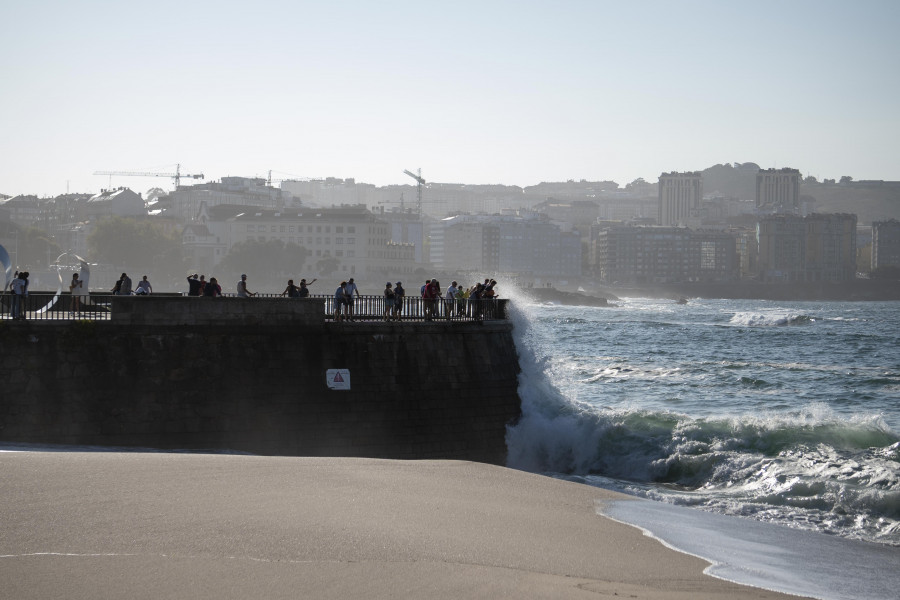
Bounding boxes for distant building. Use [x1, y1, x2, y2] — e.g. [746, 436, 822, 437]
[0, 195, 44, 228]
[80, 188, 146, 220]
[756, 168, 800, 214]
[595, 225, 738, 284]
[187, 204, 416, 280]
[872, 219, 900, 270]
[535, 199, 600, 231]
[375, 208, 427, 263]
[170, 177, 294, 224]
[804, 213, 857, 282]
[658, 172, 702, 227]
[280, 178, 383, 210]
[430, 212, 581, 279]
[756, 213, 856, 282]
[600, 194, 658, 222]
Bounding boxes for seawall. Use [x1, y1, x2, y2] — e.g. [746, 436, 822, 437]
[0, 297, 521, 464]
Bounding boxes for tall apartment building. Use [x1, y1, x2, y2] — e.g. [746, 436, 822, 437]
[872, 219, 900, 270]
[756, 213, 856, 282]
[756, 168, 800, 214]
[595, 226, 737, 284]
[658, 172, 702, 227]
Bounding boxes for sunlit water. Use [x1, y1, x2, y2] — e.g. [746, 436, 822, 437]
[506, 297, 900, 549]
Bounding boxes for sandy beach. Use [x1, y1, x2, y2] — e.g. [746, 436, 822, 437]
[0, 452, 804, 599]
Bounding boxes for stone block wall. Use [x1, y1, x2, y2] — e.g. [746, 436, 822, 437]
[0, 304, 521, 465]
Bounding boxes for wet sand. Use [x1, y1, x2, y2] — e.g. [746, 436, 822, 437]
[0, 452, 805, 599]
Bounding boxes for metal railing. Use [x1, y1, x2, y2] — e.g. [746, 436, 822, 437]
[0, 292, 114, 321]
[1, 292, 505, 323]
[312, 294, 504, 322]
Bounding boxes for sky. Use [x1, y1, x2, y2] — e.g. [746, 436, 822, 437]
[1, 0, 899, 197]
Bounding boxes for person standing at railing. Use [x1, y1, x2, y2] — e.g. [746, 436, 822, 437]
[334, 281, 347, 322]
[455, 284, 467, 316]
[445, 281, 458, 321]
[10, 271, 26, 320]
[282, 277, 317, 298]
[281, 279, 300, 297]
[392, 281, 405, 321]
[383, 282, 395, 321]
[298, 278, 315, 297]
[186, 274, 202, 296]
[470, 282, 484, 321]
[203, 277, 221, 297]
[344, 278, 360, 321]
[69, 272, 85, 315]
[422, 279, 439, 321]
[236, 274, 257, 298]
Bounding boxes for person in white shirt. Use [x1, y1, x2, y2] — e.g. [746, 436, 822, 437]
[237, 274, 257, 297]
[135, 275, 152, 295]
[445, 281, 459, 320]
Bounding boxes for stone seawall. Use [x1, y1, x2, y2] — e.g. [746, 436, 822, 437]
[0, 298, 520, 464]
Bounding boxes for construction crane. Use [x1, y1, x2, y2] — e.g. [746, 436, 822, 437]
[93, 164, 204, 189]
[403, 168, 425, 215]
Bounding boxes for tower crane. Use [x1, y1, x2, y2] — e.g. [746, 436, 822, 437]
[93, 164, 204, 189]
[403, 168, 425, 215]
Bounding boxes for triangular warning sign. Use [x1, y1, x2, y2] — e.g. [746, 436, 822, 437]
[333, 372, 344, 382]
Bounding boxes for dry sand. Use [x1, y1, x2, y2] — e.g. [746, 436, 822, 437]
[0, 452, 805, 599]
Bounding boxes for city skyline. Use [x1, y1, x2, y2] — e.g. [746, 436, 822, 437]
[2, 1, 899, 198]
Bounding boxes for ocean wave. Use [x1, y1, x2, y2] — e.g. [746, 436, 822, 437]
[505, 298, 900, 545]
[507, 395, 900, 543]
[729, 312, 815, 327]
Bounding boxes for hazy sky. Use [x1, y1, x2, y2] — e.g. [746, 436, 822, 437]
[2, 0, 898, 197]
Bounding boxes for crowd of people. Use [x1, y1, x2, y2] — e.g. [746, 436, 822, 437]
[417, 278, 498, 321]
[5, 270, 499, 321]
[184, 273, 499, 323]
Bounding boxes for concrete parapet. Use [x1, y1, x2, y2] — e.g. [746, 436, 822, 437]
[0, 318, 521, 464]
[110, 296, 326, 328]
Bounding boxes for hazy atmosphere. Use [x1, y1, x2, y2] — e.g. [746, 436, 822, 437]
[2, 0, 899, 197]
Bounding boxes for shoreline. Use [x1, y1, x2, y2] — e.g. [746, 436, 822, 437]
[600, 497, 900, 600]
[0, 452, 805, 600]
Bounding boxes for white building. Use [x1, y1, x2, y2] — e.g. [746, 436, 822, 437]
[80, 188, 146, 220]
[756, 168, 800, 214]
[658, 172, 702, 227]
[184, 204, 416, 281]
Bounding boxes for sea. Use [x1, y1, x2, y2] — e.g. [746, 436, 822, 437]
[505, 296, 900, 600]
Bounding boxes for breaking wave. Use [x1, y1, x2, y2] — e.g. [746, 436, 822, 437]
[729, 312, 814, 327]
[505, 298, 900, 545]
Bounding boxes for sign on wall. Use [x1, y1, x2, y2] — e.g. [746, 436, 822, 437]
[326, 369, 351, 390]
